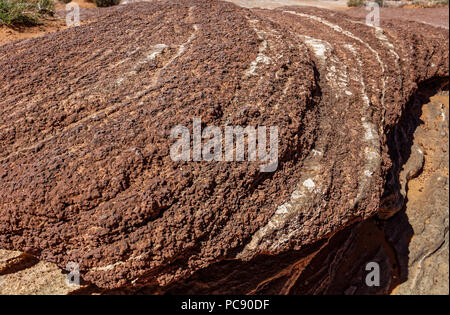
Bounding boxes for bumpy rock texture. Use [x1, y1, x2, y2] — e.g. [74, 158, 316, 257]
[0, 0, 448, 292]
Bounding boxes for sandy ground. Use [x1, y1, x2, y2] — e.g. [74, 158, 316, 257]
[346, 7, 449, 29]
[54, 0, 97, 9]
[0, 0, 95, 45]
[223, 0, 348, 10]
[0, 18, 66, 45]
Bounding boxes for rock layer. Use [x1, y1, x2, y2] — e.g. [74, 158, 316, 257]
[0, 0, 448, 290]
[390, 90, 449, 295]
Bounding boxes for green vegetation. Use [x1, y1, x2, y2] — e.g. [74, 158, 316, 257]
[403, 0, 449, 7]
[347, 0, 384, 7]
[347, 0, 366, 7]
[0, 0, 54, 26]
[93, 0, 120, 7]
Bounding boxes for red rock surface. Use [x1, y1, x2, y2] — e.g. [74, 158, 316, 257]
[0, 0, 448, 291]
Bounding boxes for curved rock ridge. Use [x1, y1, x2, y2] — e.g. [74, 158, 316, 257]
[0, 0, 448, 289]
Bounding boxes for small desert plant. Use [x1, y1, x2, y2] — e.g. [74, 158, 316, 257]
[36, 0, 54, 14]
[347, 0, 385, 7]
[0, 0, 54, 26]
[0, 0, 39, 25]
[347, 0, 366, 7]
[93, 0, 120, 7]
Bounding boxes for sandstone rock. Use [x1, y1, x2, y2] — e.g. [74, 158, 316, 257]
[0, 249, 22, 271]
[0, 0, 448, 291]
[389, 92, 449, 295]
[0, 256, 81, 295]
[392, 173, 449, 295]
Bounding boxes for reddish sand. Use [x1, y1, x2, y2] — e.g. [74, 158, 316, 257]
[0, 0, 95, 45]
[345, 7, 449, 29]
